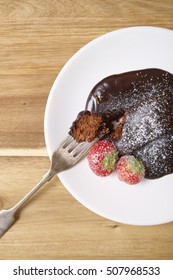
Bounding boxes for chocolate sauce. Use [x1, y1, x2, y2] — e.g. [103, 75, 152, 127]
[85, 69, 173, 179]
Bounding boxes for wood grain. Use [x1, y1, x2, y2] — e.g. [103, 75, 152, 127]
[1, 157, 173, 260]
[0, 0, 173, 260]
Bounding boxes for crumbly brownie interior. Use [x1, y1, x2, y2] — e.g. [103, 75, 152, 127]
[69, 110, 113, 142]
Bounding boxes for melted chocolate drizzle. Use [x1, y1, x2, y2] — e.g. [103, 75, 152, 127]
[85, 69, 173, 179]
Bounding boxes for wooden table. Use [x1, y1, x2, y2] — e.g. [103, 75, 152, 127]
[0, 0, 173, 260]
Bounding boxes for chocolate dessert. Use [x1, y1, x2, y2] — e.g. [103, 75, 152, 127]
[69, 110, 113, 142]
[133, 133, 173, 179]
[85, 68, 173, 179]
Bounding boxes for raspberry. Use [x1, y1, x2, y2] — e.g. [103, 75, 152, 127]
[117, 155, 145, 184]
[87, 140, 119, 176]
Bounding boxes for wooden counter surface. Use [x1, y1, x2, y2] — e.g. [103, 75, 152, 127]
[0, 0, 173, 260]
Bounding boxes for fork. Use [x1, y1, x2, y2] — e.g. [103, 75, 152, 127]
[0, 135, 98, 238]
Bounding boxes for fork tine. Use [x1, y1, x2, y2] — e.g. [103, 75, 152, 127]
[56, 135, 98, 165]
[58, 135, 73, 149]
[71, 142, 88, 155]
[72, 138, 98, 159]
[65, 139, 78, 151]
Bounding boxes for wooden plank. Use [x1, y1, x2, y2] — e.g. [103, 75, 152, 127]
[0, 74, 55, 148]
[0, 157, 173, 260]
[0, 0, 172, 22]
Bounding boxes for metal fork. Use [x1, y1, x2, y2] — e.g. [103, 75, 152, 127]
[0, 135, 97, 238]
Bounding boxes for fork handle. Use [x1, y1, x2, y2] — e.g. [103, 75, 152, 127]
[0, 169, 56, 238]
[10, 169, 55, 214]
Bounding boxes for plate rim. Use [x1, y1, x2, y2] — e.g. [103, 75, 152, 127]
[44, 26, 173, 226]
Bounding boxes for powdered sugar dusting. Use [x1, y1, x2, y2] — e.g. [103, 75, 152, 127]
[98, 70, 173, 116]
[86, 68, 173, 179]
[134, 133, 173, 178]
[116, 90, 173, 154]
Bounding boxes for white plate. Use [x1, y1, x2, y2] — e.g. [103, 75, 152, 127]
[44, 26, 173, 226]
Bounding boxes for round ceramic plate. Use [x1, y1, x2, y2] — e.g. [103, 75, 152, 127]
[44, 26, 173, 225]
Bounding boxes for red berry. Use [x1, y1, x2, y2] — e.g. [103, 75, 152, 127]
[117, 155, 145, 184]
[87, 140, 119, 176]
